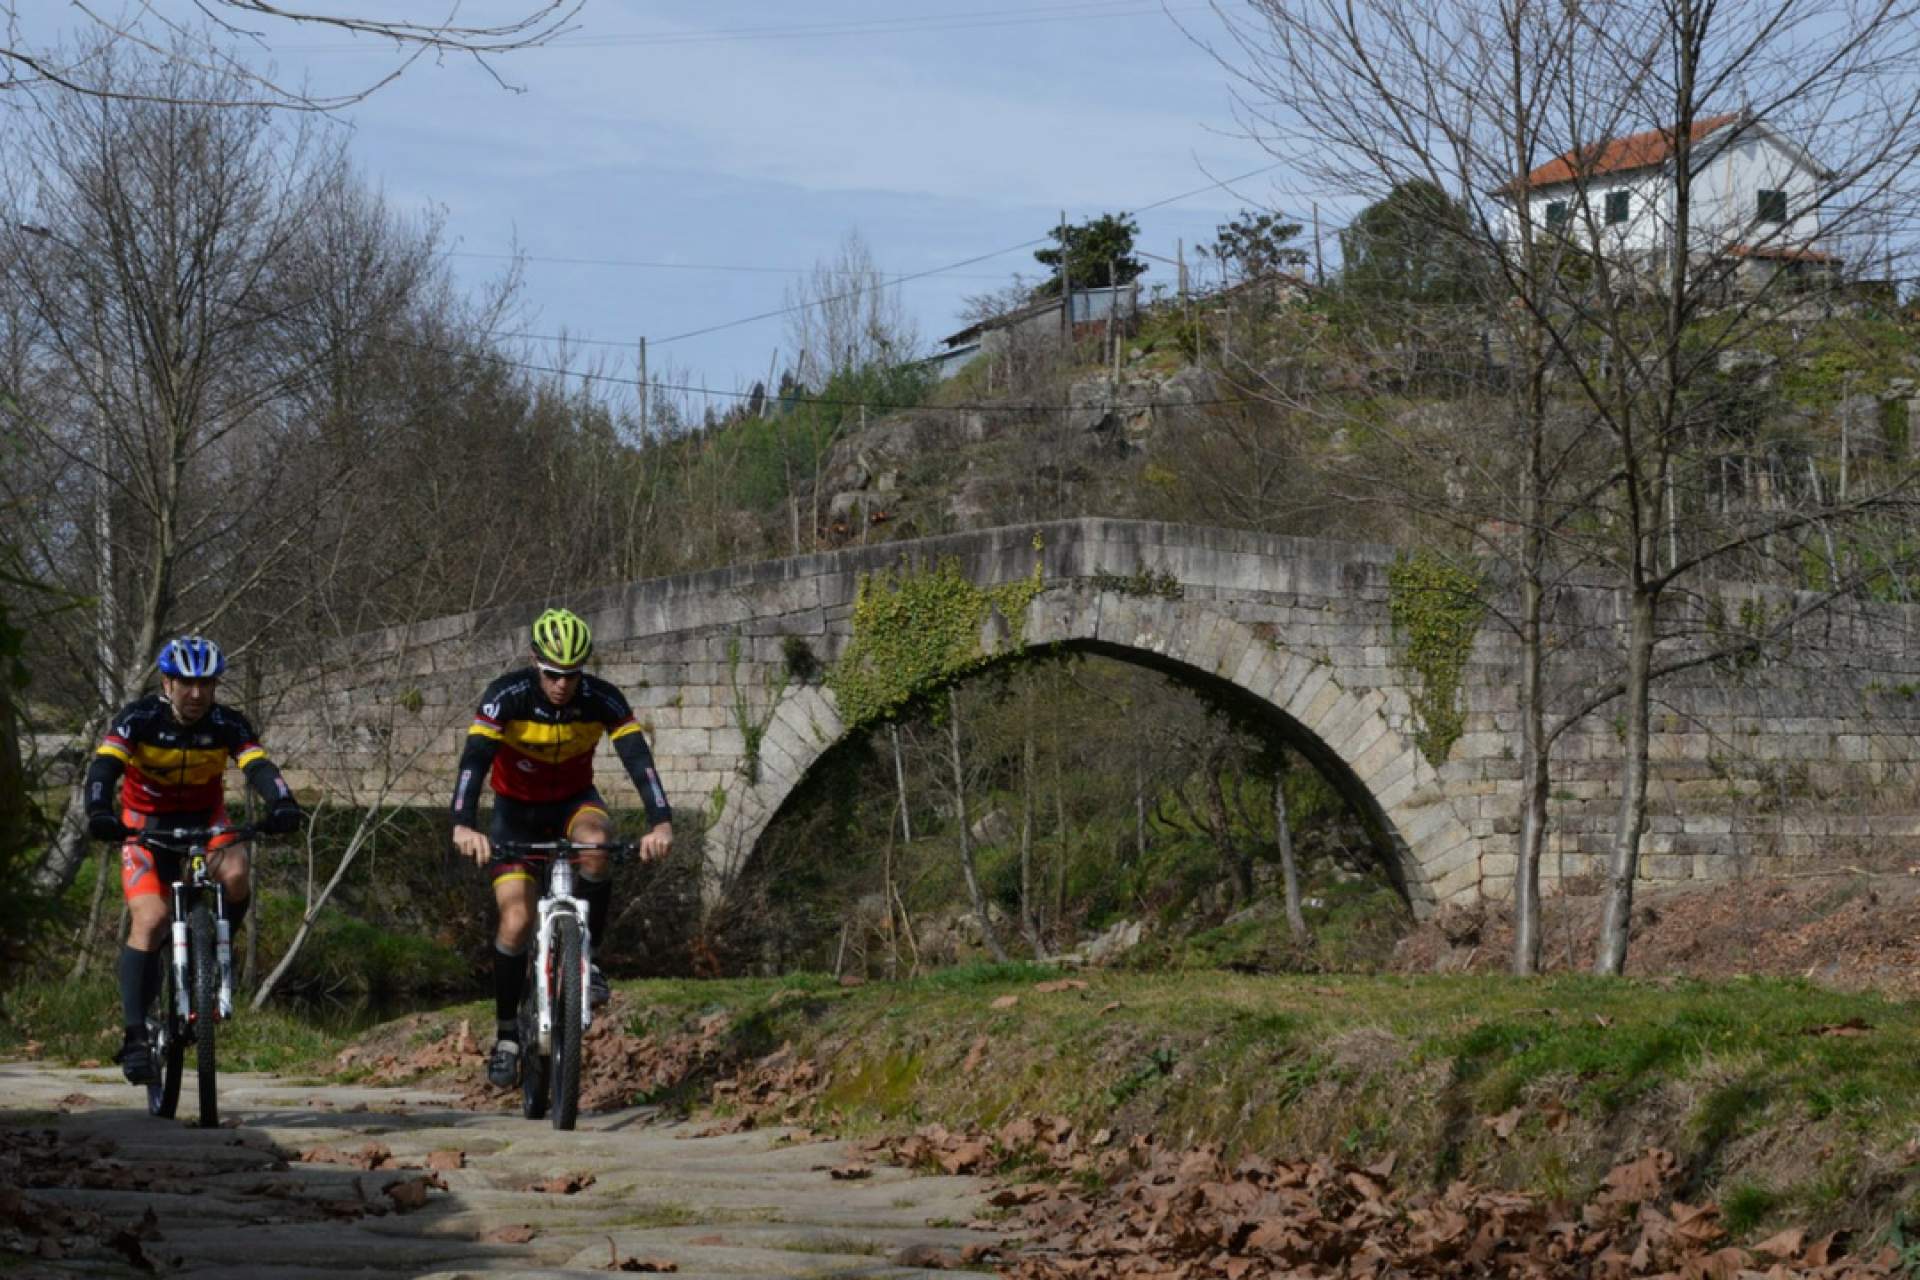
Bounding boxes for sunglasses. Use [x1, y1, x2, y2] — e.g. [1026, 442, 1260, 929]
[537, 665, 583, 681]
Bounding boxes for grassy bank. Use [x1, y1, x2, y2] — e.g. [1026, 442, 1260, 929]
[2, 976, 395, 1075]
[613, 968, 1920, 1242]
[8, 967, 1919, 1242]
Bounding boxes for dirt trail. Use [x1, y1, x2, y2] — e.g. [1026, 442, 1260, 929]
[0, 1062, 1003, 1278]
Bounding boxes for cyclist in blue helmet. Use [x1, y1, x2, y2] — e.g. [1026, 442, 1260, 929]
[83, 634, 306, 1088]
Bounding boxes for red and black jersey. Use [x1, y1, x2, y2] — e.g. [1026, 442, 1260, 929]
[86, 695, 291, 816]
[450, 668, 672, 827]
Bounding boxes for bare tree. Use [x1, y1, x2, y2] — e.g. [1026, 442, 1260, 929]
[0, 46, 440, 893]
[944, 689, 1007, 963]
[251, 621, 444, 1008]
[1, 3, 582, 110]
[783, 229, 918, 389]
[1205, 0, 1920, 973]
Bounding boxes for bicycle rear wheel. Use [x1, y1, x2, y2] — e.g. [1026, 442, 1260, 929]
[518, 961, 550, 1121]
[148, 960, 185, 1120]
[190, 902, 219, 1128]
[551, 915, 583, 1131]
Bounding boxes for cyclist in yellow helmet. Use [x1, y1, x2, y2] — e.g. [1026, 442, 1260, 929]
[449, 607, 673, 1089]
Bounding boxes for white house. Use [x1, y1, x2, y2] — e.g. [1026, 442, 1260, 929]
[1500, 111, 1838, 288]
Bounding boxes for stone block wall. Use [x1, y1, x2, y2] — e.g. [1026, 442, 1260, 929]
[264, 518, 1920, 912]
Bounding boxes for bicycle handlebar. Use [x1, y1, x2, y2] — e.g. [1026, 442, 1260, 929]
[487, 838, 637, 865]
[125, 824, 260, 853]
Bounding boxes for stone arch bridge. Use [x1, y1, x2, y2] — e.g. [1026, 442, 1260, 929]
[272, 519, 1920, 914]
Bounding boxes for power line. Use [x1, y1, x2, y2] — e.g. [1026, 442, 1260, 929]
[445, 249, 1013, 280]
[487, 160, 1290, 353]
[397, 326, 1267, 416]
[284, 2, 1203, 54]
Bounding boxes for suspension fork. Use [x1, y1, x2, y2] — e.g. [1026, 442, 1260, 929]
[169, 881, 191, 1019]
[531, 858, 593, 1054]
[214, 880, 232, 1020]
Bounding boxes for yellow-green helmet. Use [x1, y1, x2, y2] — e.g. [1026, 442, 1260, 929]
[531, 607, 592, 669]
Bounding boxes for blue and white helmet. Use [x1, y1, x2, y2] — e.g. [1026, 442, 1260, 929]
[156, 635, 226, 679]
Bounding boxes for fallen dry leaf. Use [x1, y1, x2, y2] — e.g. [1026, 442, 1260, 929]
[1753, 1227, 1806, 1259]
[1482, 1107, 1524, 1140]
[481, 1224, 538, 1244]
[1803, 1017, 1873, 1037]
[529, 1171, 597, 1194]
[827, 1163, 872, 1180]
[962, 1035, 989, 1075]
[426, 1150, 465, 1171]
[1032, 979, 1088, 993]
[990, 994, 1019, 1010]
[383, 1173, 445, 1211]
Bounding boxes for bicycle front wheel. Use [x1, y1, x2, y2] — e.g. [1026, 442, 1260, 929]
[190, 901, 219, 1128]
[149, 959, 185, 1120]
[551, 915, 583, 1131]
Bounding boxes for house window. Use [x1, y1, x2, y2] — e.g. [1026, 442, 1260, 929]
[1757, 189, 1788, 223]
[1605, 191, 1630, 225]
[1544, 200, 1569, 228]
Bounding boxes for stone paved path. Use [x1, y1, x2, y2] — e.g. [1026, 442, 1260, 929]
[0, 1062, 1005, 1278]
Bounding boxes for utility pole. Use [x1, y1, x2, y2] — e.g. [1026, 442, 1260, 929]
[1312, 203, 1324, 287]
[93, 345, 115, 702]
[1058, 209, 1070, 350]
[637, 336, 648, 436]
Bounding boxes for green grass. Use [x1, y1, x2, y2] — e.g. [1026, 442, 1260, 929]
[579, 967, 1920, 1239]
[1, 975, 353, 1073]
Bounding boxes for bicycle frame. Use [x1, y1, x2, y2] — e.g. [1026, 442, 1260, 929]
[141, 829, 246, 1025]
[494, 840, 629, 1053]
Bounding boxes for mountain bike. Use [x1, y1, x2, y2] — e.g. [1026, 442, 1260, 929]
[490, 838, 633, 1130]
[127, 824, 256, 1127]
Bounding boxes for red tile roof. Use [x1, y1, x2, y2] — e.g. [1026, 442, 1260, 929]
[1518, 113, 1742, 190]
[1727, 243, 1839, 264]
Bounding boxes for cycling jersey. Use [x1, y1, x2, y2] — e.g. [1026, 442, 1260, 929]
[450, 668, 672, 828]
[85, 695, 292, 816]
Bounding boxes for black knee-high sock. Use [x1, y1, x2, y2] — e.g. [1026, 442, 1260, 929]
[494, 941, 527, 1038]
[579, 874, 611, 949]
[119, 945, 160, 1034]
[140, 948, 162, 1015]
[226, 894, 250, 932]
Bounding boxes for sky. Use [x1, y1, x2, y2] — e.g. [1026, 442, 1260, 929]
[19, 1, 1341, 416]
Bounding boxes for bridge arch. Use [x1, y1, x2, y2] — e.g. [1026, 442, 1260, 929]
[704, 589, 1478, 914]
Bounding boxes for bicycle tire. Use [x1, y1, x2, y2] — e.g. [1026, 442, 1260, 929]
[551, 915, 583, 1131]
[519, 964, 550, 1121]
[190, 901, 219, 1128]
[149, 960, 185, 1120]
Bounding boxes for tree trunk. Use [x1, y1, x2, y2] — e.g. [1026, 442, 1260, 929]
[0, 651, 26, 864]
[1511, 459, 1549, 975]
[1051, 730, 1068, 939]
[881, 800, 899, 981]
[1595, 587, 1657, 975]
[1204, 756, 1253, 906]
[1019, 726, 1047, 958]
[68, 844, 114, 979]
[946, 690, 1006, 963]
[1274, 774, 1307, 944]
[889, 725, 912, 843]
[1134, 752, 1147, 865]
[254, 812, 374, 1008]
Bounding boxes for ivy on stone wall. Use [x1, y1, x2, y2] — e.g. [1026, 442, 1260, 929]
[1385, 551, 1485, 766]
[830, 544, 1045, 728]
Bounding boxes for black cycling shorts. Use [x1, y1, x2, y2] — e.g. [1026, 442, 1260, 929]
[487, 787, 608, 887]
